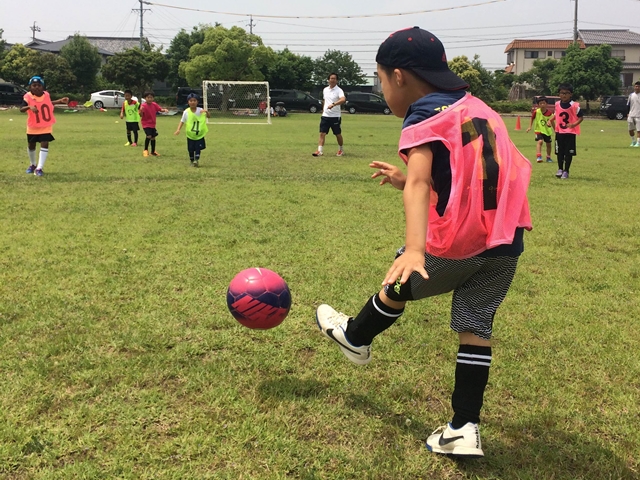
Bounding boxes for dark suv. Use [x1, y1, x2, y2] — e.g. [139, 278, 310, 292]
[600, 95, 629, 120]
[345, 92, 391, 115]
[269, 89, 322, 113]
[0, 82, 27, 105]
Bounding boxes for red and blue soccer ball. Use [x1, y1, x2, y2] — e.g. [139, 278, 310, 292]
[226, 268, 291, 329]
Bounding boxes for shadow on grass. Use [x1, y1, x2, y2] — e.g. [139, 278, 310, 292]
[257, 376, 329, 401]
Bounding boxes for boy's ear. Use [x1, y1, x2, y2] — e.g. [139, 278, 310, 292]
[394, 68, 406, 87]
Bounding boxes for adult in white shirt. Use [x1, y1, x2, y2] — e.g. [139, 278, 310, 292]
[312, 73, 347, 157]
[627, 81, 640, 146]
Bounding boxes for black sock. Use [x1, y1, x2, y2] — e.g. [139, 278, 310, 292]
[189, 152, 195, 162]
[195, 151, 200, 160]
[134, 131, 139, 143]
[345, 293, 404, 346]
[564, 155, 573, 172]
[127, 132, 132, 143]
[557, 153, 564, 171]
[451, 345, 491, 429]
[151, 140, 156, 153]
[145, 138, 150, 150]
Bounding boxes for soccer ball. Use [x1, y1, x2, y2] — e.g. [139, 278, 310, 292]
[226, 268, 291, 329]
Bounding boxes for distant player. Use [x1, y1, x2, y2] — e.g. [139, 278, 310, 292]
[315, 27, 532, 458]
[526, 97, 554, 163]
[139, 91, 169, 157]
[627, 81, 640, 147]
[120, 90, 141, 147]
[19, 76, 68, 176]
[312, 73, 346, 157]
[174, 93, 210, 167]
[549, 84, 583, 179]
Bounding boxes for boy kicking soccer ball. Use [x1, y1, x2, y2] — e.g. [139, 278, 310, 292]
[20, 76, 68, 176]
[315, 27, 532, 458]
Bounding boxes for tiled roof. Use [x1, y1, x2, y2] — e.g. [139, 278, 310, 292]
[27, 36, 142, 56]
[504, 39, 585, 53]
[579, 29, 640, 45]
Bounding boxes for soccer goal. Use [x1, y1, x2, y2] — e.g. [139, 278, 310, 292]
[202, 81, 271, 125]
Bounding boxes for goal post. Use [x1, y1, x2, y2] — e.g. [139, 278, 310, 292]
[202, 80, 271, 125]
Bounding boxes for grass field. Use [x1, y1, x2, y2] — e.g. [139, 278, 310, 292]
[1, 107, 639, 480]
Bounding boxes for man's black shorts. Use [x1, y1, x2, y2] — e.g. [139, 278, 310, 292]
[26, 133, 55, 143]
[126, 122, 140, 131]
[535, 133, 552, 143]
[555, 133, 577, 156]
[319, 116, 342, 135]
[143, 127, 158, 138]
[187, 137, 206, 152]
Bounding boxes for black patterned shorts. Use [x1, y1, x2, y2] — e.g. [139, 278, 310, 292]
[384, 247, 519, 340]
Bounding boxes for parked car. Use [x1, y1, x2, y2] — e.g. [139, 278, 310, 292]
[0, 82, 27, 105]
[345, 92, 391, 115]
[600, 95, 629, 120]
[90, 90, 132, 109]
[269, 89, 322, 113]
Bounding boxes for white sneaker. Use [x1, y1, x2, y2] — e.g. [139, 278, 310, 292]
[426, 422, 484, 458]
[315, 304, 371, 365]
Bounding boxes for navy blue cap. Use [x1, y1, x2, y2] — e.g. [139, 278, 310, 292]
[187, 93, 199, 100]
[376, 27, 468, 91]
[28, 76, 44, 86]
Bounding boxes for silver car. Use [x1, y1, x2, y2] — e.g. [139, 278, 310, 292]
[90, 90, 138, 109]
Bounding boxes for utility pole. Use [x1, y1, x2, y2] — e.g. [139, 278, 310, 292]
[133, 0, 150, 50]
[573, 0, 579, 42]
[248, 15, 255, 35]
[30, 21, 41, 41]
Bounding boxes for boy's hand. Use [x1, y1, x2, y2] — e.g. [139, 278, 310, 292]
[370, 161, 406, 190]
[382, 248, 429, 287]
[59, 97, 69, 104]
[173, 130, 180, 135]
[120, 113, 124, 119]
[30, 106, 38, 112]
[526, 127, 531, 133]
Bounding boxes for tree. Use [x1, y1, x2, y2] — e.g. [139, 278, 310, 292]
[165, 26, 208, 89]
[312, 50, 366, 86]
[60, 34, 102, 93]
[449, 55, 483, 96]
[101, 48, 169, 96]
[179, 25, 274, 85]
[551, 43, 623, 107]
[0, 44, 40, 85]
[517, 58, 557, 95]
[33, 53, 76, 92]
[0, 29, 7, 64]
[263, 48, 314, 90]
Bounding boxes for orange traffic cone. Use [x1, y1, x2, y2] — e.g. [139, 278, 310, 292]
[515, 115, 521, 131]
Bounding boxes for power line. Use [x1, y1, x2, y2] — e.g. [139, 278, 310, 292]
[142, 0, 508, 19]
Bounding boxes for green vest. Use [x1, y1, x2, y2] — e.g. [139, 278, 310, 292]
[535, 108, 553, 137]
[185, 109, 209, 140]
[123, 100, 141, 122]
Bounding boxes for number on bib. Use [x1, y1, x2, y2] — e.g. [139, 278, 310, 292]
[461, 118, 500, 211]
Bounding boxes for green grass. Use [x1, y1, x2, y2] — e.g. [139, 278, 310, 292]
[0, 107, 639, 479]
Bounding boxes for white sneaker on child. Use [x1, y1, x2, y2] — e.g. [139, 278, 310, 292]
[316, 304, 371, 365]
[426, 422, 484, 458]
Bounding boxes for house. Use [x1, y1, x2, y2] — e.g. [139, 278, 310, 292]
[26, 36, 142, 63]
[504, 39, 585, 76]
[504, 29, 640, 90]
[578, 29, 640, 87]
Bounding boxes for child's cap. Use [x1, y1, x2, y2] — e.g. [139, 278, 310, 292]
[187, 93, 199, 100]
[28, 76, 44, 86]
[376, 27, 468, 91]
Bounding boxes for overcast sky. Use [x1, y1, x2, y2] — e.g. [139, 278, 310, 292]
[2, 0, 639, 75]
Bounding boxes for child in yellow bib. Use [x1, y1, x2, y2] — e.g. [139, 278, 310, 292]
[174, 93, 210, 167]
[119, 90, 141, 146]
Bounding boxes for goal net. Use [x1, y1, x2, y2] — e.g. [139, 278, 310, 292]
[202, 81, 271, 125]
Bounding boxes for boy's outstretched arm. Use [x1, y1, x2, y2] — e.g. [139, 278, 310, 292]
[370, 160, 406, 190]
[382, 144, 432, 287]
[52, 97, 69, 105]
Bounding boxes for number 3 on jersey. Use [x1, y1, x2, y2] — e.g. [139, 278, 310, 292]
[461, 117, 500, 211]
